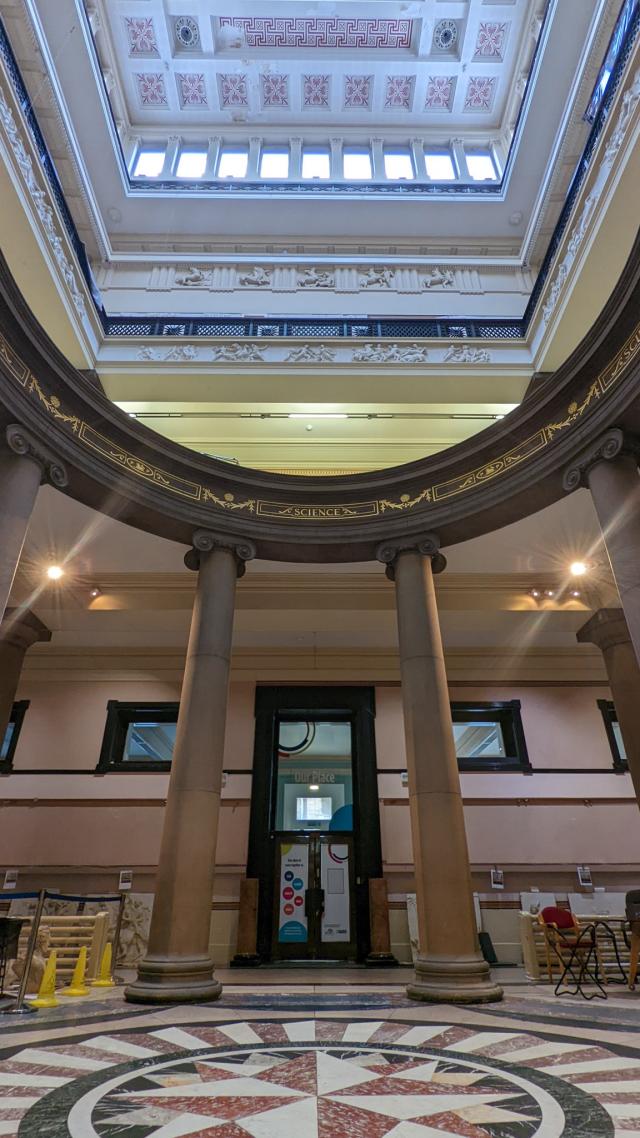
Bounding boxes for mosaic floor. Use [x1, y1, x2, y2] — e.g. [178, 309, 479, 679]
[1, 976, 639, 1137]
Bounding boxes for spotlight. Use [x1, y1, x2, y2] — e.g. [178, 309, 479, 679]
[89, 586, 101, 599]
[529, 588, 541, 599]
[544, 589, 555, 598]
[46, 565, 64, 581]
[570, 589, 581, 598]
[570, 561, 588, 577]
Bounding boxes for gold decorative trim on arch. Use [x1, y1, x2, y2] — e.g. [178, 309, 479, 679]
[1, 322, 639, 522]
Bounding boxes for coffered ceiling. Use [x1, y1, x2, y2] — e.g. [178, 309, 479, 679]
[93, 0, 537, 132]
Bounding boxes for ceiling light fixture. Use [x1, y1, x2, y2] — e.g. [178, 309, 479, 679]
[569, 561, 588, 576]
[309, 783, 320, 791]
[89, 586, 101, 598]
[570, 588, 581, 598]
[46, 565, 64, 581]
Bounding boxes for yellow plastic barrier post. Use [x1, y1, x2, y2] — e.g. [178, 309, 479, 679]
[91, 942, 116, 988]
[61, 945, 90, 997]
[29, 950, 59, 1009]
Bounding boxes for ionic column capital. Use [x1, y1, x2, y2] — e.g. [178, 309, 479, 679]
[576, 607, 631, 653]
[562, 428, 640, 493]
[1, 608, 51, 652]
[5, 424, 68, 489]
[184, 529, 257, 576]
[376, 533, 447, 581]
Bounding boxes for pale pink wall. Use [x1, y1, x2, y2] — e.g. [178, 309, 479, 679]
[374, 684, 616, 772]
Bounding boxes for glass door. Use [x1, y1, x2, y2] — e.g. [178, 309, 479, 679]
[271, 718, 357, 961]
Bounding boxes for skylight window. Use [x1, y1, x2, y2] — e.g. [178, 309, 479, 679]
[384, 150, 414, 181]
[424, 152, 456, 181]
[466, 152, 497, 181]
[302, 148, 331, 180]
[133, 148, 165, 178]
[176, 149, 207, 179]
[217, 147, 249, 178]
[343, 147, 372, 181]
[260, 148, 290, 179]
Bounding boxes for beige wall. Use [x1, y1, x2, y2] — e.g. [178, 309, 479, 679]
[2, 671, 638, 964]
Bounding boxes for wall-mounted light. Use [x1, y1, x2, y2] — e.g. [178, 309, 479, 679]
[89, 586, 101, 599]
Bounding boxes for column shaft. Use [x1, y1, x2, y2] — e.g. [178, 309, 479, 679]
[577, 609, 640, 806]
[0, 452, 42, 622]
[394, 550, 502, 1003]
[0, 610, 50, 748]
[125, 545, 239, 1003]
[588, 455, 640, 663]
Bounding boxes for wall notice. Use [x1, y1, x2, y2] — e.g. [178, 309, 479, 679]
[278, 843, 309, 944]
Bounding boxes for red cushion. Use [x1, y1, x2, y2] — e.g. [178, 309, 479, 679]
[541, 906, 574, 929]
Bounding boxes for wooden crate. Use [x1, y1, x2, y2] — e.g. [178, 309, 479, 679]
[15, 912, 110, 982]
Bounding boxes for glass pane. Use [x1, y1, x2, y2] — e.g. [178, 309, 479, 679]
[217, 148, 248, 178]
[1, 721, 15, 760]
[453, 720, 506, 760]
[425, 152, 455, 180]
[176, 150, 207, 178]
[275, 720, 353, 831]
[384, 151, 414, 180]
[123, 721, 176, 763]
[613, 721, 627, 762]
[343, 148, 372, 180]
[260, 149, 290, 178]
[302, 149, 330, 179]
[466, 152, 496, 181]
[133, 149, 165, 178]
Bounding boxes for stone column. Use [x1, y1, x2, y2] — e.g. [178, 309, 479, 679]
[0, 425, 67, 623]
[577, 608, 640, 804]
[0, 609, 51, 748]
[125, 531, 255, 1004]
[564, 430, 640, 663]
[378, 535, 502, 1003]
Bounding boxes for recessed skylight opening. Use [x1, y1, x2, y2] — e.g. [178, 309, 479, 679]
[302, 148, 331, 179]
[384, 150, 414, 180]
[217, 147, 249, 178]
[133, 148, 165, 178]
[176, 149, 207, 179]
[424, 152, 455, 181]
[466, 152, 497, 181]
[343, 147, 372, 181]
[260, 148, 290, 179]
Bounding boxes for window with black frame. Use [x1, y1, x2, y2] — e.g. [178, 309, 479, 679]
[0, 700, 29, 772]
[597, 699, 628, 771]
[451, 701, 530, 771]
[97, 701, 178, 771]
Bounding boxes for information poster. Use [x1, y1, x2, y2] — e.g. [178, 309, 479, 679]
[278, 843, 309, 943]
[320, 842, 350, 942]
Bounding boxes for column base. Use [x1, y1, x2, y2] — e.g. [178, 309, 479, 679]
[125, 954, 222, 1005]
[407, 953, 503, 1004]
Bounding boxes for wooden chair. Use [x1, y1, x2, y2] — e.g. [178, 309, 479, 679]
[538, 906, 606, 991]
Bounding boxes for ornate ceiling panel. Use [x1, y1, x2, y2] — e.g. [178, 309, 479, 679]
[90, 0, 539, 130]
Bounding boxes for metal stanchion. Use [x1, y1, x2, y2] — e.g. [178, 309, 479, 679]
[112, 892, 127, 984]
[0, 889, 46, 1015]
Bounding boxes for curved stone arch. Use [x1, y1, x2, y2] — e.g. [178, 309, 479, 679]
[1, 239, 640, 562]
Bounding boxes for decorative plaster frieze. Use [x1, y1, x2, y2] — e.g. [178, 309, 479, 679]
[0, 83, 86, 316]
[167, 262, 462, 296]
[444, 345, 491, 363]
[540, 69, 640, 329]
[123, 340, 523, 368]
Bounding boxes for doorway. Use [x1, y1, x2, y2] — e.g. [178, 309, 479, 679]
[248, 687, 382, 963]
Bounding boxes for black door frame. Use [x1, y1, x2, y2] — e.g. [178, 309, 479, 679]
[248, 685, 382, 962]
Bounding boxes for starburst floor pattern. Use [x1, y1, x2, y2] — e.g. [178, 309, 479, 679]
[2, 1016, 632, 1138]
